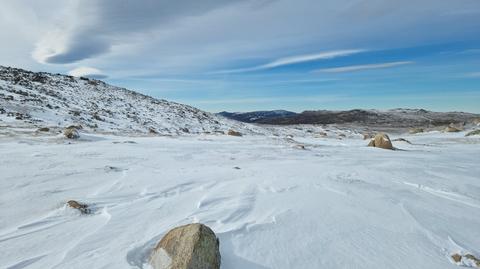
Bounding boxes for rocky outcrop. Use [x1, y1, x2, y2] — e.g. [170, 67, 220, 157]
[150, 223, 221, 269]
[368, 133, 393, 150]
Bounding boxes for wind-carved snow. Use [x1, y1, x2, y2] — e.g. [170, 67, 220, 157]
[0, 131, 479, 269]
[1, 66, 480, 268]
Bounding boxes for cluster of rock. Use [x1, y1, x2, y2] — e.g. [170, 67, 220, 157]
[451, 253, 480, 267]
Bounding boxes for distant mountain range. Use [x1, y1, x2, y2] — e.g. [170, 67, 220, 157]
[217, 110, 296, 123]
[218, 109, 480, 128]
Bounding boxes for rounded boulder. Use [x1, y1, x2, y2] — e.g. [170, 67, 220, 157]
[150, 223, 221, 269]
[368, 133, 393, 150]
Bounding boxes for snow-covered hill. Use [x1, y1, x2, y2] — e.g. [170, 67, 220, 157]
[0, 66, 250, 135]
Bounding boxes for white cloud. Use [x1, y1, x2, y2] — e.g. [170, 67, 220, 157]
[315, 61, 414, 73]
[465, 72, 480, 77]
[68, 67, 107, 79]
[1, 0, 479, 78]
[213, 49, 365, 74]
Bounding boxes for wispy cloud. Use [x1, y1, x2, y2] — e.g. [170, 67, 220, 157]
[213, 49, 365, 74]
[180, 94, 349, 105]
[314, 61, 414, 73]
[68, 67, 107, 79]
[465, 72, 480, 78]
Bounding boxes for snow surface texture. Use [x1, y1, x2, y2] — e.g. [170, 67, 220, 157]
[1, 130, 479, 269]
[0, 66, 256, 135]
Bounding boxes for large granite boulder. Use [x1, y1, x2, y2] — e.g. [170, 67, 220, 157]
[150, 223, 221, 269]
[367, 133, 393, 150]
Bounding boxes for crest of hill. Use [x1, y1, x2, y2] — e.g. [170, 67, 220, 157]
[0, 66, 250, 135]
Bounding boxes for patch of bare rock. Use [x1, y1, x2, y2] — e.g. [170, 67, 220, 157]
[227, 130, 242, 137]
[466, 129, 480, 137]
[445, 123, 464, 132]
[150, 223, 221, 269]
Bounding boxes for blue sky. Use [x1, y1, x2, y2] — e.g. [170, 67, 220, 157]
[1, 0, 480, 112]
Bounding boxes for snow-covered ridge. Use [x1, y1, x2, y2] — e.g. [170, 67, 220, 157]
[0, 66, 249, 135]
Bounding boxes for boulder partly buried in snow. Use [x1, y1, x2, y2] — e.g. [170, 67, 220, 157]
[150, 223, 220, 269]
[445, 126, 462, 132]
[367, 133, 393, 150]
[409, 127, 424, 134]
[64, 127, 80, 139]
[466, 129, 480, 137]
[64, 125, 82, 139]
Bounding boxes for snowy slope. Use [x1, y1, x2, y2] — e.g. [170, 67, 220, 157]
[0, 66, 252, 135]
[1, 131, 479, 269]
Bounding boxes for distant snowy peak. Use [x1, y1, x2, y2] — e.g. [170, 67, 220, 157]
[0, 66, 247, 135]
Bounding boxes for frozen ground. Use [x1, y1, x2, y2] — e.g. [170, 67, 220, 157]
[1, 130, 479, 269]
